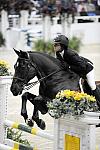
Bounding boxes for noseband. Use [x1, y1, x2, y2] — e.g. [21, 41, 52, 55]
[13, 57, 62, 91]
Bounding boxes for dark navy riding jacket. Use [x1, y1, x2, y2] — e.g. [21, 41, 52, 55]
[56, 48, 93, 78]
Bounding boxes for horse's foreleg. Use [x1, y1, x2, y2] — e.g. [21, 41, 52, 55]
[21, 92, 36, 123]
[21, 92, 28, 122]
[21, 92, 47, 129]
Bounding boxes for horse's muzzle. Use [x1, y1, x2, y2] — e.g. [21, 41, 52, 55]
[10, 84, 23, 96]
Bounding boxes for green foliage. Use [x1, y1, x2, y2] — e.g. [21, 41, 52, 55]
[33, 39, 54, 55]
[0, 32, 5, 47]
[7, 128, 30, 146]
[33, 36, 82, 55]
[69, 36, 82, 52]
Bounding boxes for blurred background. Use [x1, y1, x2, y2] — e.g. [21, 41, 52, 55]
[0, 0, 100, 149]
[0, 0, 100, 79]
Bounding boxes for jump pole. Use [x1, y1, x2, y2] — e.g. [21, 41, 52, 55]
[0, 143, 14, 150]
[0, 142, 37, 150]
[4, 119, 54, 141]
[5, 139, 37, 150]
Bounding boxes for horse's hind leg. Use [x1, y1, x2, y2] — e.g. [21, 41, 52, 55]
[34, 95, 48, 114]
[28, 95, 48, 130]
[31, 106, 46, 130]
[25, 105, 46, 130]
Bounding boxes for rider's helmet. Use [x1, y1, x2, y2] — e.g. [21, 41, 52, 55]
[53, 35, 69, 49]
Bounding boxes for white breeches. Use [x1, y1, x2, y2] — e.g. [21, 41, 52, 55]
[86, 69, 96, 90]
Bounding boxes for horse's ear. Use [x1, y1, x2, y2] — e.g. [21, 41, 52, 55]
[20, 50, 29, 59]
[13, 48, 20, 56]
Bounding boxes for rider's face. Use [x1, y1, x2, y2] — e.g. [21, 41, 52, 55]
[53, 43, 62, 52]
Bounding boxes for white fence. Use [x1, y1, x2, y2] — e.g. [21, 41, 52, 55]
[0, 10, 100, 49]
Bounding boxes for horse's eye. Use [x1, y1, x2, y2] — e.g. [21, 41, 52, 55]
[22, 61, 30, 68]
[19, 61, 25, 67]
[23, 62, 27, 67]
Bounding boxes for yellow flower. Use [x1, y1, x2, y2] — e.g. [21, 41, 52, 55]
[0, 60, 10, 68]
[55, 90, 96, 102]
[63, 90, 76, 98]
[85, 95, 96, 102]
[74, 93, 83, 101]
[0, 60, 11, 76]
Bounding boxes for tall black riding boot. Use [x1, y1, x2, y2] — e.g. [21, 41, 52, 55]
[92, 87, 100, 127]
[92, 87, 100, 110]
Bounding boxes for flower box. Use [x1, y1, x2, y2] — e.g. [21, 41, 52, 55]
[83, 111, 100, 119]
[47, 90, 99, 119]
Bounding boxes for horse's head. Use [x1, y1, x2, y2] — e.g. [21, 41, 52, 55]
[10, 49, 37, 96]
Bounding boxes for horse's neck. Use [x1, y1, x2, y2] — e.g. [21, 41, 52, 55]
[31, 53, 59, 76]
[37, 68, 46, 80]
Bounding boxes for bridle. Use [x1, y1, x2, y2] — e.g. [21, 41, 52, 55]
[13, 57, 62, 91]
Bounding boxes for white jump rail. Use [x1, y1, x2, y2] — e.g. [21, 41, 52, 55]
[0, 143, 13, 150]
[5, 119, 54, 141]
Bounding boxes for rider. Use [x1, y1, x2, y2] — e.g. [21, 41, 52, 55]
[53, 34, 100, 108]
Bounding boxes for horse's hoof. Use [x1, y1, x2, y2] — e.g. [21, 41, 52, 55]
[38, 119, 46, 130]
[26, 119, 34, 127]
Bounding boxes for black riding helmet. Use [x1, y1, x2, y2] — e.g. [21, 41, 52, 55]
[54, 35, 69, 49]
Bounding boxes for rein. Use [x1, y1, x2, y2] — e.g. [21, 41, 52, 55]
[24, 69, 61, 90]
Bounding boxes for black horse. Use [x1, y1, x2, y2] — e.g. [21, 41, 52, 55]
[10, 49, 100, 130]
